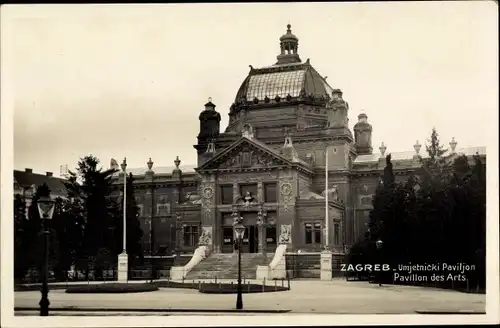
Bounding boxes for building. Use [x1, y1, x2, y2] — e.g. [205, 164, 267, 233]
[14, 168, 68, 217]
[112, 25, 486, 260]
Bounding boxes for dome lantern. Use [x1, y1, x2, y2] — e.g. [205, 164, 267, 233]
[276, 24, 301, 65]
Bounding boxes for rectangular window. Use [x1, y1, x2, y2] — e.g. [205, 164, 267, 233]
[264, 183, 277, 203]
[220, 185, 233, 204]
[266, 226, 277, 244]
[222, 227, 233, 245]
[157, 203, 170, 216]
[334, 223, 340, 245]
[136, 205, 144, 217]
[305, 222, 322, 245]
[183, 225, 199, 247]
[240, 184, 257, 199]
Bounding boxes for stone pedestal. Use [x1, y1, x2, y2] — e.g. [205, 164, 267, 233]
[269, 251, 286, 280]
[256, 265, 270, 280]
[117, 252, 128, 282]
[170, 266, 185, 280]
[320, 250, 333, 281]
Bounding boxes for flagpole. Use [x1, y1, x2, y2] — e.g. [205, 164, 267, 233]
[325, 147, 329, 249]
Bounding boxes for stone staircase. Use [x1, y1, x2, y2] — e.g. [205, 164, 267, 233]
[185, 253, 273, 280]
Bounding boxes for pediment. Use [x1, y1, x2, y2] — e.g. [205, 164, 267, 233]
[199, 138, 290, 171]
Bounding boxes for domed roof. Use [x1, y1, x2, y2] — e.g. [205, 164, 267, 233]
[235, 60, 334, 103]
[234, 24, 334, 104]
[280, 24, 298, 41]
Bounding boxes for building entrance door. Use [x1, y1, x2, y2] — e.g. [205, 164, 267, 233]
[221, 226, 234, 253]
[241, 226, 258, 253]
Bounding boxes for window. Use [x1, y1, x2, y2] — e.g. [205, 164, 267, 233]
[136, 205, 144, 217]
[240, 184, 257, 198]
[183, 225, 199, 247]
[157, 203, 170, 216]
[222, 227, 233, 245]
[334, 223, 340, 245]
[266, 226, 277, 244]
[220, 185, 233, 205]
[305, 222, 322, 245]
[264, 183, 277, 203]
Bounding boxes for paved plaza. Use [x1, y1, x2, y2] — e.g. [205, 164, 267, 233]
[14, 279, 485, 314]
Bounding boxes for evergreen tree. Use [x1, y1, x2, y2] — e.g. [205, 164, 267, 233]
[63, 155, 120, 263]
[425, 127, 448, 162]
[368, 154, 395, 242]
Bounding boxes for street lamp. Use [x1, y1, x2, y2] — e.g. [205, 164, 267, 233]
[118, 157, 128, 282]
[375, 239, 384, 287]
[37, 195, 55, 316]
[233, 220, 245, 310]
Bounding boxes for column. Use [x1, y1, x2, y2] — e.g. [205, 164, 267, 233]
[257, 181, 264, 203]
[214, 212, 221, 253]
[232, 182, 239, 201]
[257, 223, 264, 254]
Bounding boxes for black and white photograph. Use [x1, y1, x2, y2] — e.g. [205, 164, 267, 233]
[1, 2, 498, 327]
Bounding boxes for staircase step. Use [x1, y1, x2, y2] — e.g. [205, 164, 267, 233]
[184, 253, 274, 280]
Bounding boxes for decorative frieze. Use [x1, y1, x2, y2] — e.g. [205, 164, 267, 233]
[279, 180, 294, 211]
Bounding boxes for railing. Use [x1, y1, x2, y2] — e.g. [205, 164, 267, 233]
[285, 252, 321, 279]
[17, 254, 194, 284]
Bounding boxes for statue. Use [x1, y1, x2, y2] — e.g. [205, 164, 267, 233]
[198, 226, 213, 245]
[326, 90, 348, 128]
[183, 192, 202, 205]
[283, 127, 293, 147]
[243, 191, 254, 208]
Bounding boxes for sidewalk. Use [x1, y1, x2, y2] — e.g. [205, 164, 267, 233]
[15, 279, 485, 314]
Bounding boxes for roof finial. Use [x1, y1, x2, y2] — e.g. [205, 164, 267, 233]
[449, 137, 457, 153]
[413, 141, 422, 160]
[147, 157, 154, 171]
[379, 142, 387, 157]
[174, 156, 181, 169]
[287, 23, 292, 33]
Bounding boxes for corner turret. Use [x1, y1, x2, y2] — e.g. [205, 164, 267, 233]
[353, 113, 373, 155]
[198, 97, 221, 141]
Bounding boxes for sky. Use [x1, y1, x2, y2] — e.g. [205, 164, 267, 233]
[2, 2, 498, 177]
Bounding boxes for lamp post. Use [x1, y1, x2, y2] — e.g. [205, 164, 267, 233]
[118, 157, 128, 282]
[233, 220, 245, 310]
[375, 239, 383, 287]
[37, 195, 55, 316]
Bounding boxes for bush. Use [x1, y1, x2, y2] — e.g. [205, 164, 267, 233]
[154, 280, 289, 294]
[199, 283, 289, 294]
[15, 284, 73, 292]
[65, 283, 158, 293]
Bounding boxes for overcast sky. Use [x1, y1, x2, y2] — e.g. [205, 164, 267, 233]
[3, 2, 498, 176]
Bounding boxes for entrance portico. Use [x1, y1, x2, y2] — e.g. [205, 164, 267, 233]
[220, 201, 277, 254]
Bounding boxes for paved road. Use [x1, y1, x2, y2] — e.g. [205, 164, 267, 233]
[15, 279, 485, 314]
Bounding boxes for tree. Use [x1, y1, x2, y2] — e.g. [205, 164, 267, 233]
[368, 154, 396, 242]
[14, 194, 28, 281]
[425, 127, 448, 163]
[63, 155, 121, 265]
